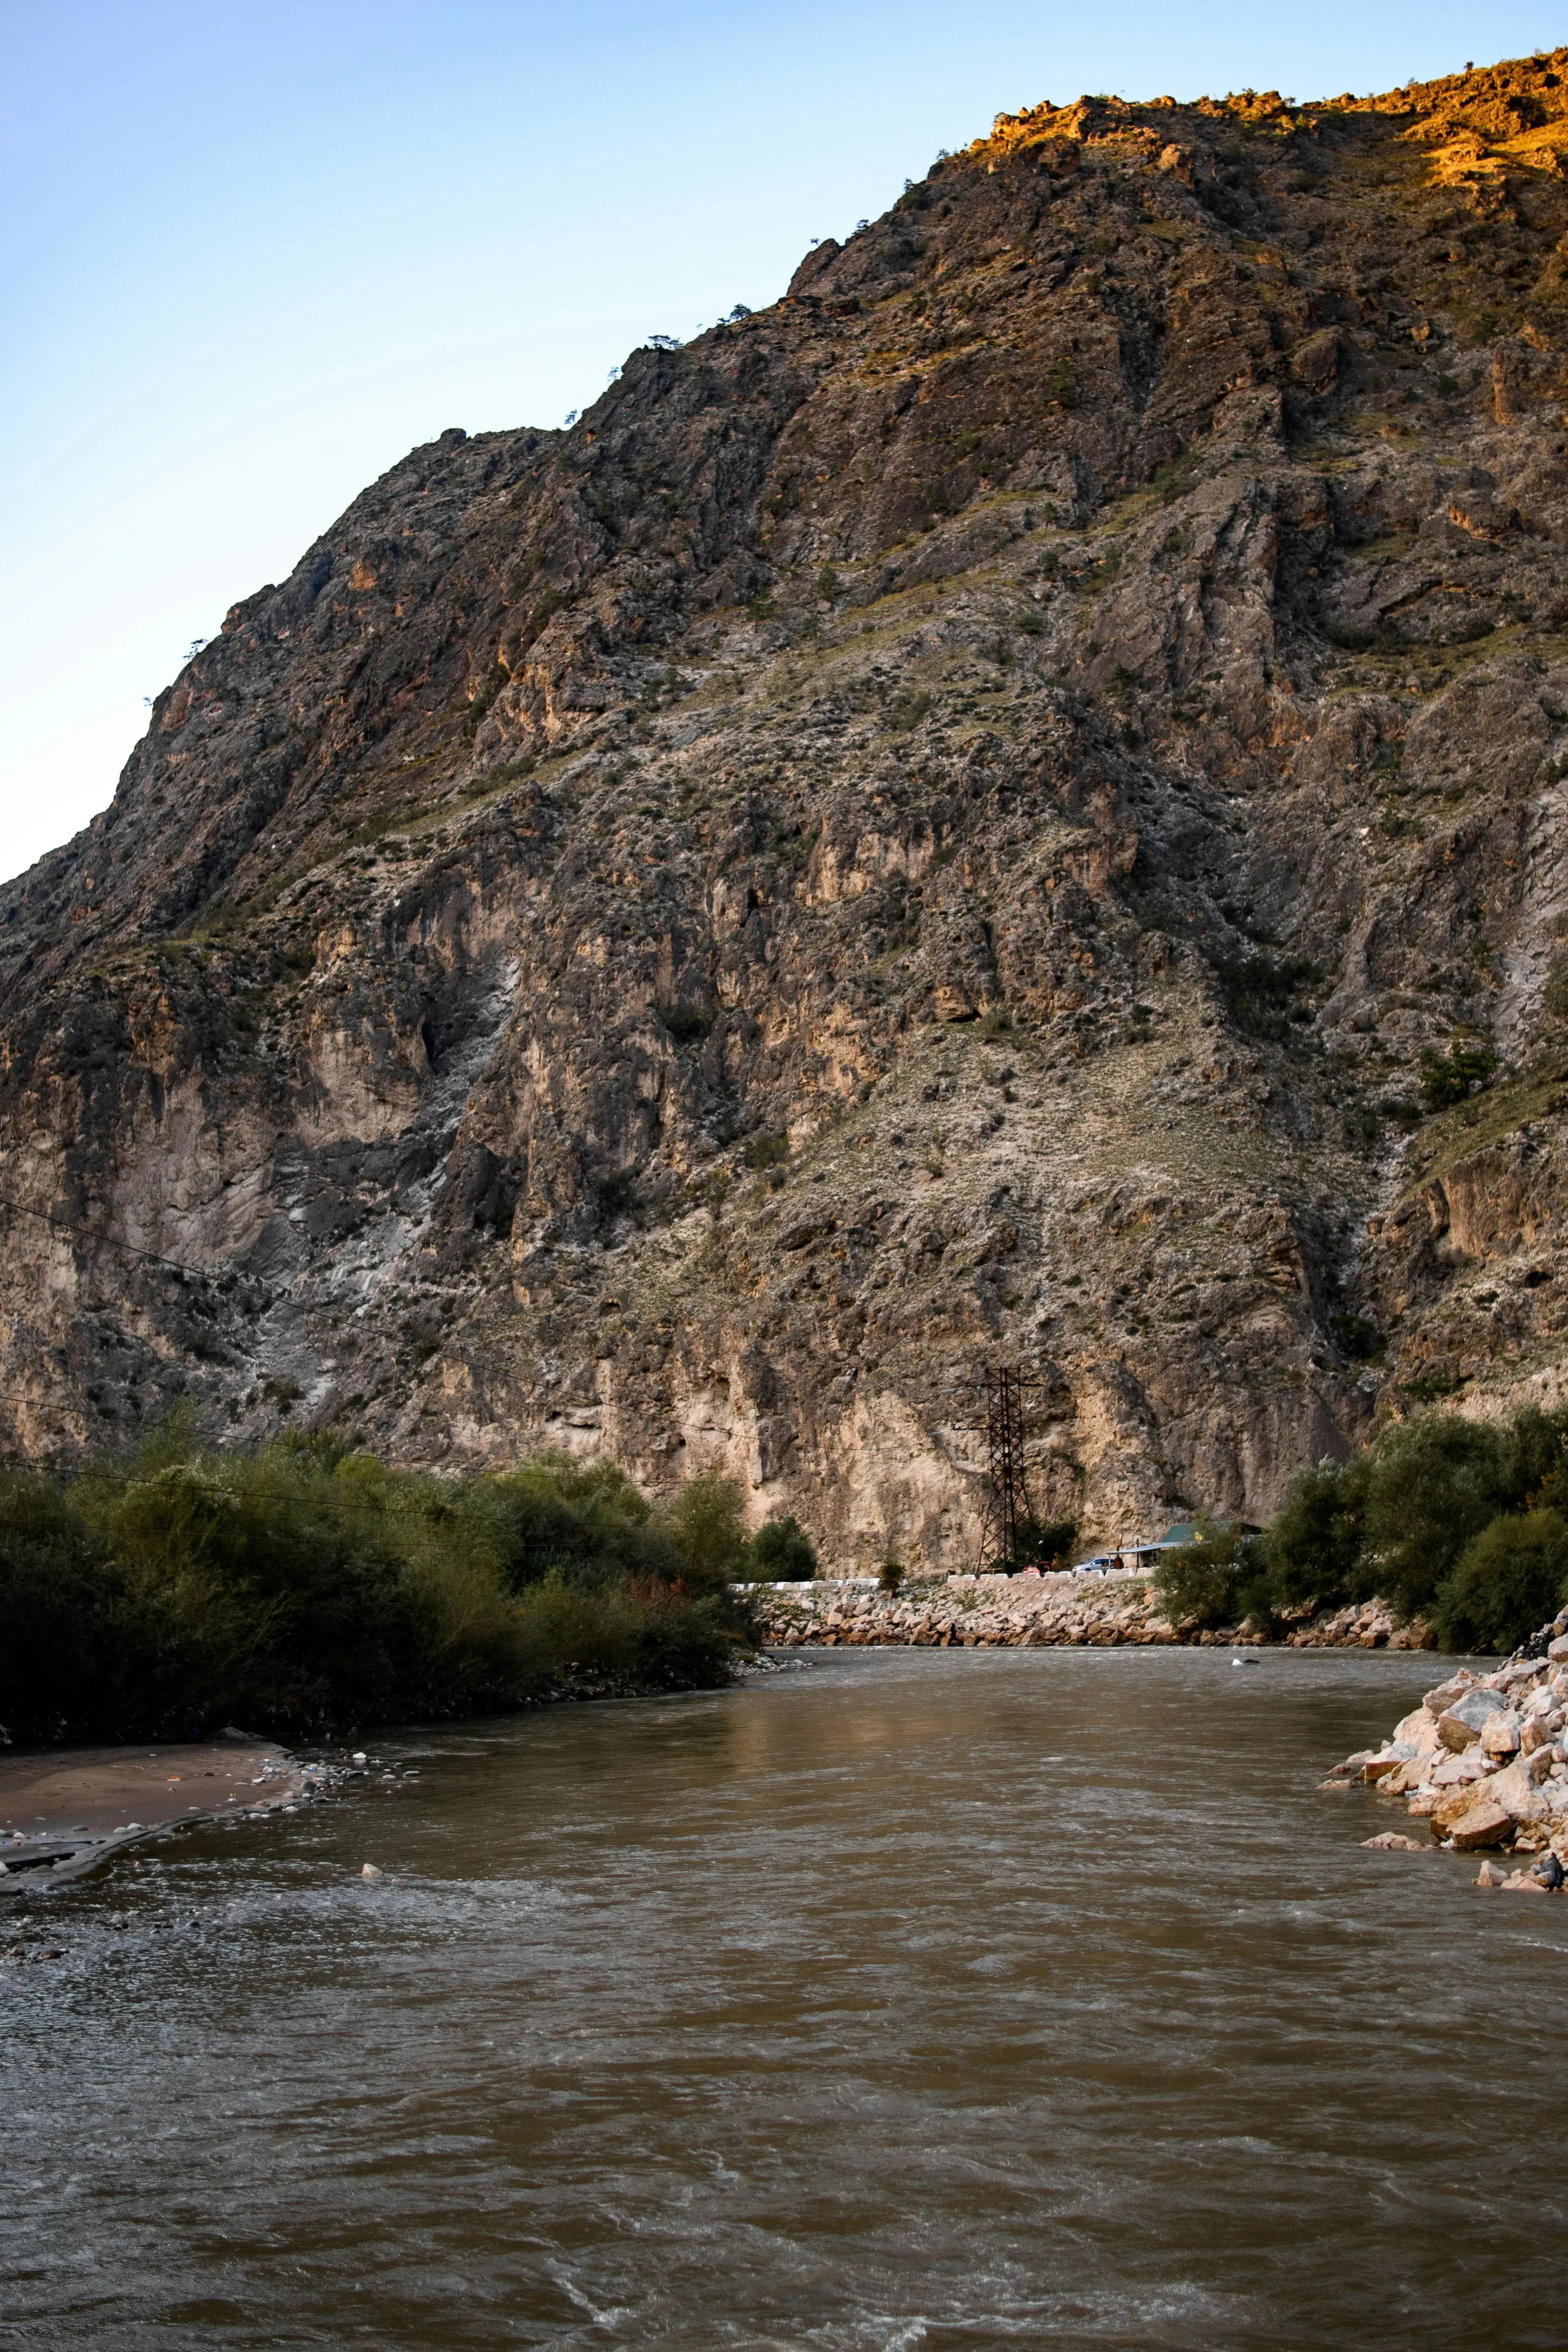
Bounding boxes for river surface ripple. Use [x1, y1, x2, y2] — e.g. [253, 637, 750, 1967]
[4, 1648, 1566, 2351]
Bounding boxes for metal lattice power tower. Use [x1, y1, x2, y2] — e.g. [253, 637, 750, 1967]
[975, 1366, 1043, 1573]
[931, 1362, 1057, 1573]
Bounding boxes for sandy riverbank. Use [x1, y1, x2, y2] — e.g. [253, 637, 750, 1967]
[0, 1735, 326, 1892]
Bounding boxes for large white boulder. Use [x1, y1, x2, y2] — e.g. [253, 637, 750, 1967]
[1479, 1758, 1548, 1824]
[1438, 1689, 1508, 1751]
[1394, 1706, 1444, 1757]
[1449, 1800, 1515, 1851]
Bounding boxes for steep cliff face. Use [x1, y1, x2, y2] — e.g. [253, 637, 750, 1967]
[8, 53, 1568, 1563]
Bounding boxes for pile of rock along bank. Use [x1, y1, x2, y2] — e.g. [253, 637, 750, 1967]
[1329, 1611, 1568, 1894]
[752, 1573, 1432, 1650]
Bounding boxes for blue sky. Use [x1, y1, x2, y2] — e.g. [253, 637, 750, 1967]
[2, 0, 1559, 882]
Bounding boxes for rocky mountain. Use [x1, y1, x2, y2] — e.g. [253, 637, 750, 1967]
[8, 52, 1568, 1566]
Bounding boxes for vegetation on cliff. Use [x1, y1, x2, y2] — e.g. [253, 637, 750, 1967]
[0, 1426, 757, 1746]
[1154, 1402, 1568, 1651]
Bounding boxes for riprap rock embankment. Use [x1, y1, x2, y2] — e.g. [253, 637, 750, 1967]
[1331, 1613, 1568, 1891]
[755, 1573, 1432, 1650]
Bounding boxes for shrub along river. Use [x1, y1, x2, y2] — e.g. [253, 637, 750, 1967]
[4, 1648, 1565, 2350]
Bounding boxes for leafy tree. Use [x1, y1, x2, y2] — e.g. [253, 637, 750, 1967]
[1154, 1543, 1239, 1630]
[1024, 1515, 1078, 1570]
[1358, 1413, 1511, 1618]
[1430, 1510, 1568, 1654]
[0, 1469, 144, 1744]
[1498, 1404, 1568, 1506]
[482, 1451, 681, 1592]
[747, 1514, 817, 1582]
[1255, 1402, 1568, 1645]
[0, 1426, 743, 1743]
[1152, 1519, 1277, 1633]
[1261, 1457, 1368, 1611]
[669, 1468, 750, 1591]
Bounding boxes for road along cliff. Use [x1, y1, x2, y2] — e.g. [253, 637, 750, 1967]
[8, 56, 1568, 1565]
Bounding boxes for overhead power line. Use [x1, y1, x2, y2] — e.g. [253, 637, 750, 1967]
[0, 1191, 222, 1281]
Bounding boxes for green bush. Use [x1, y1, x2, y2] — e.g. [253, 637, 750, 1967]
[1006, 1514, 1077, 1571]
[669, 1467, 751, 1592]
[1256, 1400, 1568, 1650]
[886, 688, 931, 733]
[878, 1560, 905, 1595]
[1358, 1414, 1515, 1618]
[746, 1514, 817, 1582]
[1046, 357, 1079, 409]
[1330, 1312, 1383, 1361]
[0, 1469, 148, 1744]
[78, 1446, 422, 1733]
[0, 1429, 742, 1745]
[1430, 1511, 1568, 1655]
[1419, 1038, 1497, 1111]
[1154, 1548, 1233, 1629]
[1026, 1515, 1078, 1570]
[479, 1451, 682, 1592]
[1161, 1533, 1269, 1628]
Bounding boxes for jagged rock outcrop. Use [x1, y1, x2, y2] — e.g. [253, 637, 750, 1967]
[8, 53, 1568, 1565]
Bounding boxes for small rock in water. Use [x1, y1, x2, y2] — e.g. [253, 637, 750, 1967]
[1475, 1861, 1508, 1886]
[361, 1863, 382, 1880]
[351, 1753, 368, 1767]
[1360, 1832, 1429, 1851]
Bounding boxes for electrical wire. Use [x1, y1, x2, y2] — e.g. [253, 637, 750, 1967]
[0, 1190, 220, 1281]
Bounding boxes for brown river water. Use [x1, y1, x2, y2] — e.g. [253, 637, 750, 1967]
[4, 1647, 1565, 2351]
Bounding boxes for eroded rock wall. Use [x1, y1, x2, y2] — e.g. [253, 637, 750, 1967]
[8, 56, 1568, 1562]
